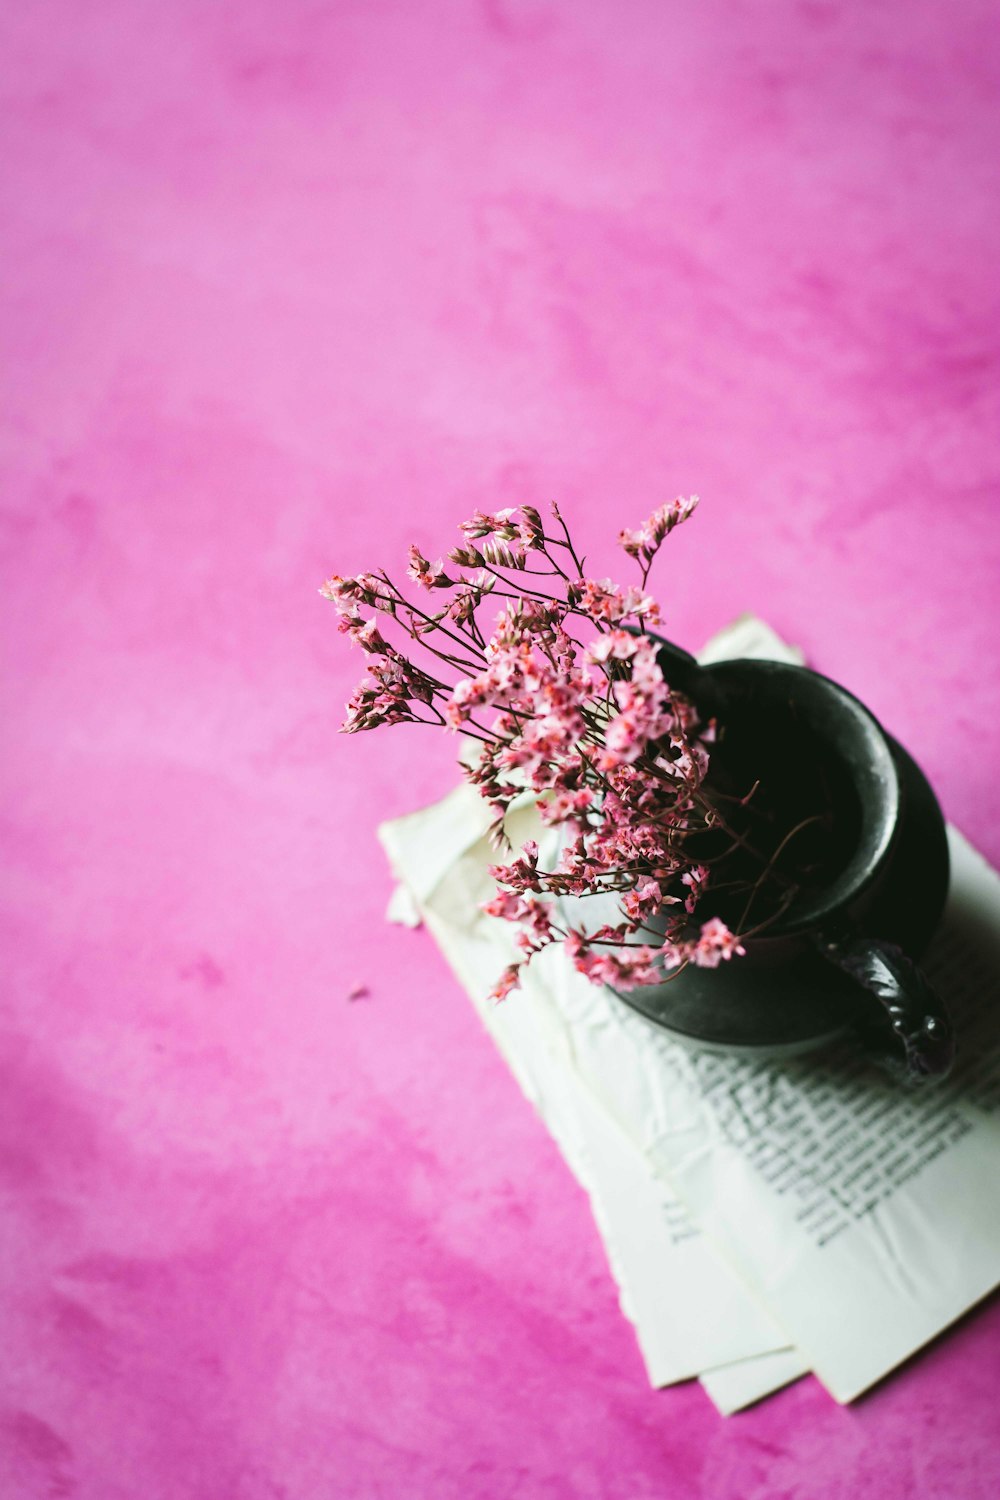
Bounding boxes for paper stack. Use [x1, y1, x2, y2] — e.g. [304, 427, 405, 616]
[379, 620, 1000, 1413]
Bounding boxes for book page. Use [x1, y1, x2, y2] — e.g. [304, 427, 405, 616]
[547, 827, 1000, 1401]
[699, 1347, 811, 1415]
[557, 1078, 810, 1402]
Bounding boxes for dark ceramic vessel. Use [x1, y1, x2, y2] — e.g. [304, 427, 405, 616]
[606, 640, 953, 1083]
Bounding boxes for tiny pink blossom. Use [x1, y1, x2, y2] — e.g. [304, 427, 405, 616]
[587, 630, 639, 665]
[354, 574, 396, 611]
[617, 497, 699, 564]
[622, 877, 663, 922]
[353, 618, 389, 654]
[681, 863, 710, 913]
[407, 545, 450, 590]
[617, 524, 652, 559]
[488, 964, 522, 1002]
[691, 917, 746, 968]
[319, 574, 353, 604]
[459, 509, 517, 541]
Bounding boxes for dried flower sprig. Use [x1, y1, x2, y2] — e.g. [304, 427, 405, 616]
[325, 498, 751, 1000]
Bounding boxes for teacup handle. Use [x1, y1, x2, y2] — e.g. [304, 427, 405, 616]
[815, 933, 954, 1083]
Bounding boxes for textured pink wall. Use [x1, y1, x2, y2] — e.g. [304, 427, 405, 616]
[2, 2, 999, 1496]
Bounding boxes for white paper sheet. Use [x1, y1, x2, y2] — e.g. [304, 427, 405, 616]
[626, 828, 1000, 1402]
[389, 808, 795, 1379]
[699, 1348, 812, 1415]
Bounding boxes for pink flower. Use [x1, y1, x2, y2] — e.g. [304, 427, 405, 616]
[564, 930, 664, 989]
[681, 863, 710, 913]
[569, 578, 661, 627]
[459, 506, 543, 554]
[598, 713, 645, 769]
[516, 505, 544, 548]
[617, 524, 652, 559]
[587, 630, 640, 665]
[341, 676, 411, 733]
[537, 786, 593, 827]
[406, 546, 451, 590]
[618, 497, 699, 562]
[443, 570, 495, 627]
[354, 573, 397, 611]
[489, 840, 541, 894]
[322, 573, 398, 614]
[621, 877, 663, 922]
[489, 964, 522, 1002]
[459, 508, 518, 541]
[459, 509, 498, 540]
[651, 495, 699, 538]
[690, 917, 745, 968]
[481, 891, 530, 921]
[353, 618, 389, 654]
[321, 579, 377, 640]
[319, 574, 351, 604]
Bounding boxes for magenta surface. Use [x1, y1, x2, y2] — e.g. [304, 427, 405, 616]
[2, 3, 999, 1496]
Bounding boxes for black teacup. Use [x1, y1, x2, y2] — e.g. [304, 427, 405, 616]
[600, 640, 954, 1084]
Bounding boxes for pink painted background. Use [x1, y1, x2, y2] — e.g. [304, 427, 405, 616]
[2, 2, 999, 1496]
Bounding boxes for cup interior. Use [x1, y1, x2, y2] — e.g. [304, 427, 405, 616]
[694, 659, 900, 935]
